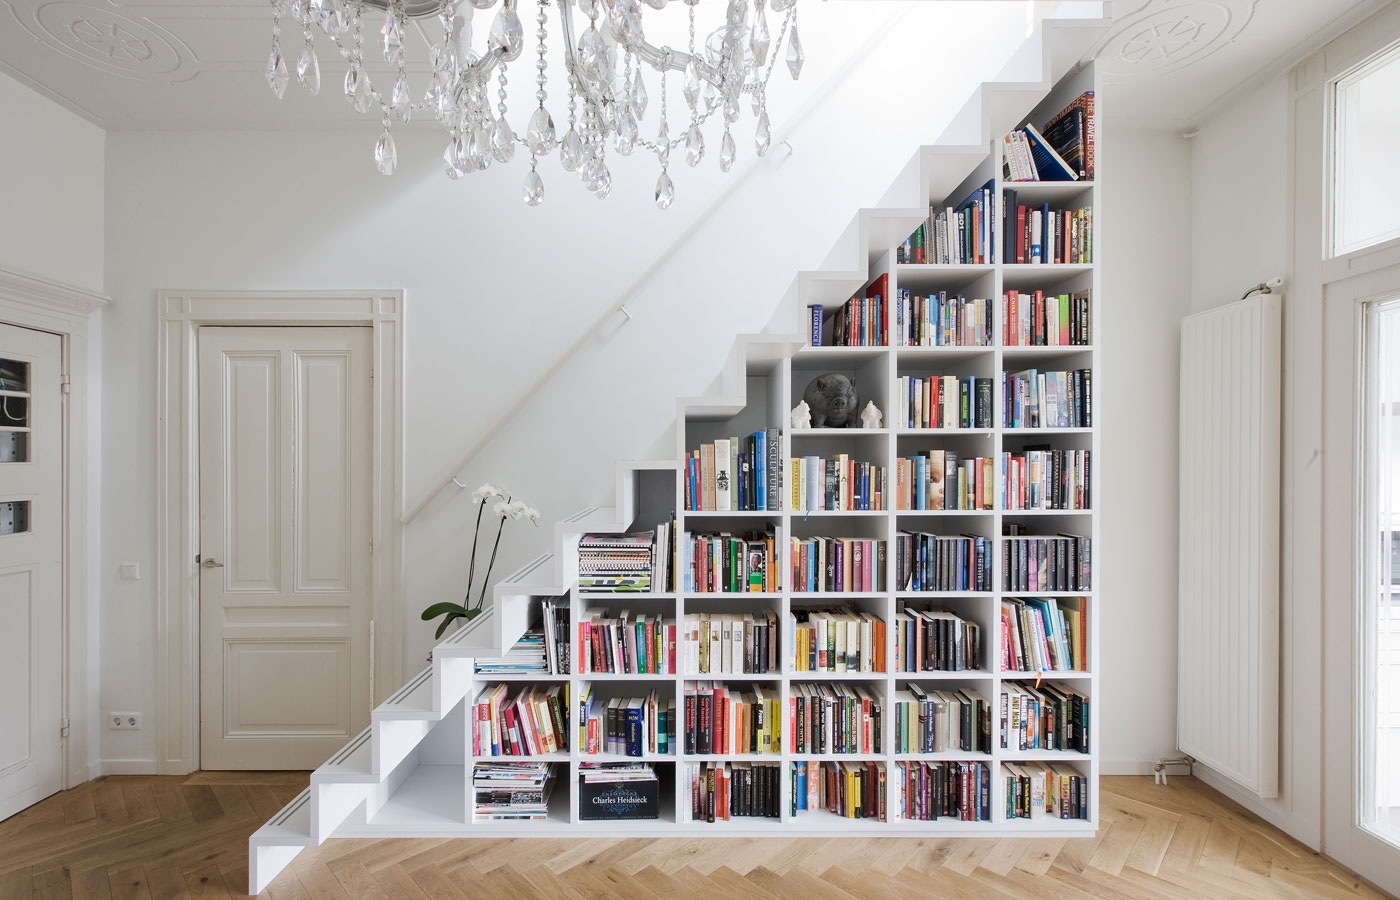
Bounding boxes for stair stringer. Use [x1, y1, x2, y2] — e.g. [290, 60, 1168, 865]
[249, 8, 1112, 891]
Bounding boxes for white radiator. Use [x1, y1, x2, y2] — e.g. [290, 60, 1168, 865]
[1177, 294, 1283, 799]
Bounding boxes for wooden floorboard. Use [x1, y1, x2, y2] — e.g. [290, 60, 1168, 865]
[0, 775, 1393, 899]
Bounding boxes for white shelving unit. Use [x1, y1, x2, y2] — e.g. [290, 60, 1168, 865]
[251, 46, 1111, 889]
[348, 66, 1102, 839]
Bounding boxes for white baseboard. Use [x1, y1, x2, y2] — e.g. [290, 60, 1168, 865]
[100, 759, 159, 776]
[1101, 760, 1158, 776]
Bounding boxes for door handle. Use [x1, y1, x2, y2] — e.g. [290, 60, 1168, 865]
[201, 558, 224, 569]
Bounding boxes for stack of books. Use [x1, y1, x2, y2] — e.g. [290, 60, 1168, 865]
[791, 761, 887, 820]
[789, 454, 887, 511]
[893, 606, 983, 673]
[472, 597, 570, 675]
[577, 686, 674, 757]
[683, 682, 781, 755]
[895, 532, 994, 592]
[1003, 763, 1088, 819]
[1003, 290, 1093, 346]
[684, 761, 781, 821]
[788, 683, 881, 755]
[684, 431, 782, 511]
[471, 684, 568, 756]
[1000, 596, 1087, 672]
[898, 375, 994, 430]
[893, 292, 993, 348]
[577, 608, 676, 675]
[472, 761, 556, 821]
[578, 532, 653, 593]
[684, 611, 779, 675]
[788, 606, 886, 673]
[683, 531, 776, 593]
[895, 760, 991, 821]
[788, 537, 887, 593]
[893, 684, 991, 753]
[1001, 682, 1090, 753]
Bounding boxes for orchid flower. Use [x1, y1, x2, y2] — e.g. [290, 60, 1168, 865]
[472, 483, 504, 503]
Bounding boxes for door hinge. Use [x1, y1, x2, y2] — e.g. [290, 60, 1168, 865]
[60, 717, 70, 738]
[60, 375, 71, 395]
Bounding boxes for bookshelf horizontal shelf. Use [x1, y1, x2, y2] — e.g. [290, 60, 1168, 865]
[999, 749, 1092, 762]
[894, 671, 994, 680]
[577, 592, 677, 601]
[892, 751, 992, 762]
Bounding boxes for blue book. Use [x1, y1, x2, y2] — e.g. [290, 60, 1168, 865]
[754, 430, 767, 511]
[625, 702, 643, 757]
[808, 305, 823, 346]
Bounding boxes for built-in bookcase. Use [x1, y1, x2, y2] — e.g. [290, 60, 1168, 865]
[365, 68, 1099, 839]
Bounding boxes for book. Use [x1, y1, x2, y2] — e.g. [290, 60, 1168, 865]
[473, 762, 557, 820]
[807, 304, 823, 346]
[1043, 91, 1095, 180]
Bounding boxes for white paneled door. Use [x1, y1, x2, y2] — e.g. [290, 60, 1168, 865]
[198, 327, 372, 770]
[0, 323, 62, 821]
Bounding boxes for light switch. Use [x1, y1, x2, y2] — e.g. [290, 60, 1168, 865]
[118, 562, 140, 580]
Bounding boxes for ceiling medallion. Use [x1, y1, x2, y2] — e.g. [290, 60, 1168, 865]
[264, 0, 806, 208]
[22, 2, 198, 82]
[1098, 0, 1257, 78]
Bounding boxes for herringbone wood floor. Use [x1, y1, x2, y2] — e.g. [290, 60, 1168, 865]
[0, 773, 1393, 899]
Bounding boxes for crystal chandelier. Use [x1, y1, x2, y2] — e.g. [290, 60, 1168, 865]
[266, 0, 804, 208]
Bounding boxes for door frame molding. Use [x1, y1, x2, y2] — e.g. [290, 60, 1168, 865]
[156, 291, 403, 775]
[0, 267, 106, 790]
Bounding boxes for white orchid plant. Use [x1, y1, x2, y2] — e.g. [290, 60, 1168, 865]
[420, 484, 541, 640]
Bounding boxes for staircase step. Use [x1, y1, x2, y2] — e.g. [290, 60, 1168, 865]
[251, 788, 314, 844]
[373, 667, 439, 721]
[313, 726, 374, 783]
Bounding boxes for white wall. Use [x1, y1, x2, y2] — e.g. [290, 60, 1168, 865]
[0, 70, 107, 778]
[1096, 108, 1194, 773]
[99, 3, 1040, 768]
[1187, 75, 1323, 846]
[0, 72, 105, 293]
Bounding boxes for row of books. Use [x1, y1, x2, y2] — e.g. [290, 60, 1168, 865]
[895, 532, 995, 593]
[790, 454, 887, 511]
[1002, 124, 1078, 182]
[1003, 762, 1088, 819]
[791, 760, 887, 820]
[578, 687, 674, 757]
[829, 294, 888, 347]
[1001, 596, 1088, 672]
[1044, 91, 1095, 180]
[684, 761, 781, 821]
[683, 531, 777, 593]
[893, 292, 994, 348]
[1003, 368, 1092, 429]
[893, 685, 992, 754]
[472, 684, 569, 757]
[921, 180, 997, 265]
[788, 537, 887, 593]
[789, 682, 882, 755]
[813, 289, 1092, 349]
[1002, 532, 1092, 592]
[1005, 198, 1092, 265]
[789, 606, 887, 673]
[895, 760, 991, 821]
[473, 761, 556, 821]
[899, 375, 994, 430]
[473, 622, 553, 676]
[898, 451, 995, 511]
[1002, 682, 1090, 753]
[1003, 449, 1092, 511]
[683, 682, 781, 755]
[577, 609, 676, 675]
[684, 431, 782, 511]
[1004, 289, 1092, 346]
[893, 605, 983, 672]
[578, 531, 654, 593]
[684, 611, 780, 675]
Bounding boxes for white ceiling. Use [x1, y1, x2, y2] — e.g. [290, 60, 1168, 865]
[0, 0, 1394, 132]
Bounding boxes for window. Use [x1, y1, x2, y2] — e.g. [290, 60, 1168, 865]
[1334, 43, 1400, 256]
[1363, 297, 1400, 846]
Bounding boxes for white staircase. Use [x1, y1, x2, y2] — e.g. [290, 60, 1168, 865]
[248, 9, 1107, 893]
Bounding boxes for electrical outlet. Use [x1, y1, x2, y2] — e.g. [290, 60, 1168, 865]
[108, 712, 142, 730]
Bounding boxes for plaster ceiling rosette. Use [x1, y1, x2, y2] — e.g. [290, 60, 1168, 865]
[1099, 0, 1259, 80]
[9, 1, 198, 83]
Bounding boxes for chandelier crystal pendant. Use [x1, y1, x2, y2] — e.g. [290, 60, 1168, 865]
[265, 0, 802, 208]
